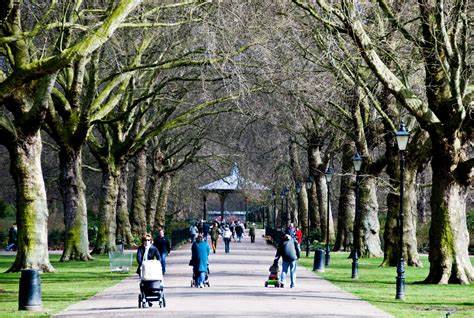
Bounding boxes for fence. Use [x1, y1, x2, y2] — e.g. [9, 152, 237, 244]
[170, 228, 189, 248]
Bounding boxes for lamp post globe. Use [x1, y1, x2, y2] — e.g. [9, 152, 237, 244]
[395, 121, 410, 300]
[324, 165, 334, 266]
[351, 151, 362, 279]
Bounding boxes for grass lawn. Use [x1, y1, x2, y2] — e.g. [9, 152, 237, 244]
[300, 252, 474, 318]
[0, 254, 134, 318]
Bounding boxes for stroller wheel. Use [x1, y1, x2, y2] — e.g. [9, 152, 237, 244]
[265, 282, 268, 287]
[162, 295, 166, 308]
[138, 294, 142, 308]
[148, 301, 153, 307]
[206, 282, 210, 287]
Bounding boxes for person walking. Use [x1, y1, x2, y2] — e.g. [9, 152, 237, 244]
[223, 225, 232, 254]
[189, 223, 198, 243]
[191, 234, 210, 288]
[154, 229, 171, 274]
[229, 221, 236, 241]
[235, 221, 244, 242]
[136, 234, 161, 276]
[249, 223, 256, 243]
[295, 226, 303, 245]
[210, 221, 220, 253]
[6, 224, 17, 251]
[202, 221, 210, 241]
[274, 234, 300, 288]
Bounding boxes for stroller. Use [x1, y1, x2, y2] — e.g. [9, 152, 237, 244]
[190, 264, 210, 287]
[265, 261, 282, 287]
[138, 260, 166, 308]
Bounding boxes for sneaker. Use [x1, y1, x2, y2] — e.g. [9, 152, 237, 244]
[199, 284, 204, 288]
[290, 285, 295, 288]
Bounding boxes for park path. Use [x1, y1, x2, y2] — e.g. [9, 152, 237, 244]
[55, 230, 391, 318]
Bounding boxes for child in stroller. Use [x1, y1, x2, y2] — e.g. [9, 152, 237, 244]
[265, 260, 282, 287]
[190, 264, 210, 287]
[138, 260, 166, 308]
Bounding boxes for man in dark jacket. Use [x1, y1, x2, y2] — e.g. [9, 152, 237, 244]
[202, 221, 210, 241]
[154, 229, 171, 274]
[274, 234, 300, 288]
[136, 234, 161, 275]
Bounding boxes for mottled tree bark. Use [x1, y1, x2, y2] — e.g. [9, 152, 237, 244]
[307, 135, 321, 232]
[315, 171, 335, 243]
[59, 149, 92, 261]
[116, 164, 133, 245]
[289, 140, 308, 233]
[334, 143, 355, 251]
[130, 148, 147, 235]
[146, 175, 160, 229]
[153, 173, 172, 232]
[356, 176, 383, 257]
[92, 168, 120, 254]
[7, 132, 54, 272]
[424, 138, 473, 284]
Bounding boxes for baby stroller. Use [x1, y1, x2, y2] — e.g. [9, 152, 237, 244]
[265, 261, 282, 287]
[138, 260, 166, 308]
[190, 264, 210, 287]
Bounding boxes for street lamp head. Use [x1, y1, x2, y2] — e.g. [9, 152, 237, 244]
[296, 182, 302, 193]
[395, 121, 410, 151]
[352, 151, 363, 172]
[305, 176, 314, 190]
[325, 166, 334, 183]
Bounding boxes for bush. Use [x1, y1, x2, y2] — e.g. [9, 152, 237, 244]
[0, 200, 15, 218]
[48, 229, 64, 249]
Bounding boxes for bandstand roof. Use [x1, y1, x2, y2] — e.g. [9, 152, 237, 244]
[199, 164, 268, 193]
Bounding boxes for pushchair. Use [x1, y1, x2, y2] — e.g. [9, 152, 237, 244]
[265, 261, 282, 287]
[138, 260, 166, 308]
[190, 265, 210, 287]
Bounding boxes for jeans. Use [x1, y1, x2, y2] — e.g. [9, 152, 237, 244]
[237, 234, 242, 242]
[250, 235, 255, 243]
[196, 271, 206, 287]
[224, 238, 231, 253]
[160, 252, 167, 274]
[280, 260, 297, 287]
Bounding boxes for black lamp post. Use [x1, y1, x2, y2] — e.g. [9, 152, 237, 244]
[395, 122, 410, 300]
[271, 190, 276, 229]
[305, 176, 314, 257]
[352, 151, 363, 279]
[284, 186, 290, 226]
[295, 182, 302, 229]
[280, 188, 286, 229]
[324, 165, 334, 267]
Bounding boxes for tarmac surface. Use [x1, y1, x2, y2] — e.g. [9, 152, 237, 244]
[55, 230, 392, 318]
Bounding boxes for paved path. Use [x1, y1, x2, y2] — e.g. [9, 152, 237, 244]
[55, 230, 391, 318]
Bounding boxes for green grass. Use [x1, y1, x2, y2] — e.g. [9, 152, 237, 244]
[0, 254, 134, 318]
[300, 252, 474, 318]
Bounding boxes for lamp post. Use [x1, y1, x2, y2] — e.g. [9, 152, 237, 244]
[284, 186, 290, 226]
[295, 182, 302, 231]
[352, 152, 363, 279]
[305, 176, 314, 257]
[271, 190, 276, 229]
[395, 122, 410, 300]
[324, 165, 334, 267]
[280, 188, 286, 229]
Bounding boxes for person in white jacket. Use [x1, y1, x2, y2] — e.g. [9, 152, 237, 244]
[223, 225, 232, 254]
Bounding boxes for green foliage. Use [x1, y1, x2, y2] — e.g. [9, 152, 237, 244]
[48, 230, 64, 249]
[416, 221, 430, 254]
[0, 254, 133, 317]
[300, 252, 474, 318]
[0, 200, 15, 218]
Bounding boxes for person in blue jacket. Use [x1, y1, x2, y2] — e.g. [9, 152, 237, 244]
[191, 234, 210, 288]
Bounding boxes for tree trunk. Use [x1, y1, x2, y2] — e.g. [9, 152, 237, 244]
[307, 136, 321, 232]
[92, 168, 120, 254]
[315, 174, 335, 243]
[289, 140, 308, 233]
[416, 169, 429, 224]
[145, 174, 160, 229]
[116, 164, 133, 245]
[130, 148, 147, 236]
[334, 143, 355, 251]
[59, 148, 92, 261]
[356, 176, 383, 257]
[7, 132, 54, 272]
[382, 165, 422, 267]
[153, 173, 172, 232]
[424, 138, 473, 284]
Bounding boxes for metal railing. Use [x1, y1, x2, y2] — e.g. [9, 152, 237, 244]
[170, 228, 189, 248]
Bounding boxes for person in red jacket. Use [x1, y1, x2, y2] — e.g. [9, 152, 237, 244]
[295, 226, 303, 245]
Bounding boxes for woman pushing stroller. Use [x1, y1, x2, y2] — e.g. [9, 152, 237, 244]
[136, 233, 161, 274]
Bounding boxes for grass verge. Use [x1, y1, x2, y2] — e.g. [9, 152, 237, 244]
[0, 254, 134, 318]
[300, 252, 473, 318]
